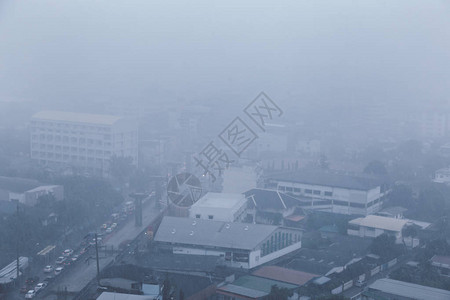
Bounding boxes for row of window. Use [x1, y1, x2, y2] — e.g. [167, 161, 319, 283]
[260, 231, 300, 257]
[32, 134, 113, 145]
[278, 185, 333, 197]
[31, 121, 112, 133]
[195, 214, 214, 220]
[31, 145, 113, 156]
[32, 152, 110, 163]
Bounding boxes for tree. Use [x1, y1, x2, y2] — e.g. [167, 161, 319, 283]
[388, 184, 413, 208]
[162, 276, 172, 300]
[267, 285, 293, 300]
[370, 234, 399, 258]
[364, 160, 387, 175]
[178, 289, 185, 300]
[110, 155, 134, 183]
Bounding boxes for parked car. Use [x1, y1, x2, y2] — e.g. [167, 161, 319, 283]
[34, 282, 47, 293]
[63, 249, 73, 257]
[25, 290, 36, 299]
[20, 285, 31, 294]
[55, 256, 66, 265]
[54, 266, 64, 275]
[43, 265, 53, 273]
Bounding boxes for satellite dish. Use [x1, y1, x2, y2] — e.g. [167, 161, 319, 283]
[167, 172, 202, 208]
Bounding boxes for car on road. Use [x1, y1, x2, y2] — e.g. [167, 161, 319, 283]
[71, 254, 79, 262]
[55, 256, 66, 264]
[43, 275, 54, 283]
[106, 227, 112, 233]
[34, 282, 47, 293]
[54, 266, 64, 275]
[111, 223, 117, 229]
[25, 290, 36, 299]
[26, 277, 39, 285]
[89, 237, 102, 245]
[63, 249, 73, 257]
[20, 285, 31, 294]
[43, 265, 53, 273]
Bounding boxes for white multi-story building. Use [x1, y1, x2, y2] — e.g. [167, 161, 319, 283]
[189, 192, 248, 222]
[265, 171, 388, 215]
[30, 111, 138, 176]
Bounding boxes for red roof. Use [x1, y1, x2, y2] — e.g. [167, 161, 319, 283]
[284, 215, 305, 222]
[252, 266, 318, 286]
[431, 255, 450, 268]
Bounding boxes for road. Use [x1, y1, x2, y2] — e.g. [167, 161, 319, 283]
[33, 199, 163, 300]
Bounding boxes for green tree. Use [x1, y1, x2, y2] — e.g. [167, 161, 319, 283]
[388, 184, 413, 208]
[364, 160, 387, 175]
[267, 285, 293, 300]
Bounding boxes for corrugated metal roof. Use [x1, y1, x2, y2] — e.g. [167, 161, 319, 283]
[266, 170, 384, 191]
[32, 111, 122, 125]
[231, 275, 297, 293]
[349, 215, 409, 232]
[154, 216, 280, 250]
[252, 266, 318, 286]
[368, 278, 450, 300]
[217, 284, 268, 298]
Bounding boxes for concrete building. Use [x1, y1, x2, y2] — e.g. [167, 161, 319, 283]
[431, 255, 450, 277]
[0, 176, 63, 206]
[434, 167, 450, 184]
[154, 216, 303, 269]
[189, 192, 248, 222]
[265, 170, 388, 215]
[30, 111, 138, 176]
[347, 215, 411, 244]
[362, 278, 450, 300]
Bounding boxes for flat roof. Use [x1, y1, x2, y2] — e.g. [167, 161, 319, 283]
[217, 284, 268, 298]
[97, 292, 157, 300]
[231, 275, 297, 293]
[431, 255, 450, 267]
[266, 170, 384, 191]
[349, 215, 409, 232]
[191, 192, 247, 209]
[154, 216, 286, 251]
[32, 111, 123, 126]
[368, 278, 450, 300]
[252, 266, 318, 286]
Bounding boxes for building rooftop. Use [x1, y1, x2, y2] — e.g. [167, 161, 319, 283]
[266, 170, 385, 191]
[32, 110, 123, 126]
[230, 275, 297, 294]
[154, 216, 282, 251]
[217, 284, 268, 299]
[431, 255, 450, 268]
[252, 266, 318, 286]
[244, 188, 300, 210]
[349, 215, 409, 232]
[96, 292, 157, 300]
[191, 192, 247, 209]
[367, 278, 450, 300]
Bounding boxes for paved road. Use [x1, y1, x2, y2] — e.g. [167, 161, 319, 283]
[36, 199, 162, 299]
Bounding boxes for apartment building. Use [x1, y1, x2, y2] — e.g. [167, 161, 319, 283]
[30, 111, 138, 176]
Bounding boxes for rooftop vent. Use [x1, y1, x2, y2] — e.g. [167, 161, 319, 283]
[244, 225, 249, 231]
[189, 231, 194, 236]
[225, 224, 230, 229]
[192, 221, 196, 226]
[171, 229, 176, 234]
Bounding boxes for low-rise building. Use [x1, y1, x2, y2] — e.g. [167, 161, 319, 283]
[434, 167, 450, 184]
[431, 255, 450, 277]
[189, 192, 247, 222]
[362, 278, 450, 300]
[347, 215, 411, 244]
[154, 216, 303, 269]
[264, 170, 388, 215]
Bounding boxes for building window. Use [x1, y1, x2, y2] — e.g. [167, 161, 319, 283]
[285, 187, 293, 192]
[293, 188, 301, 193]
[324, 191, 333, 197]
[208, 215, 214, 220]
[305, 189, 312, 194]
[313, 190, 321, 195]
[195, 214, 201, 218]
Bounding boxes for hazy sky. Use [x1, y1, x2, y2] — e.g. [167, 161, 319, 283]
[0, 0, 449, 108]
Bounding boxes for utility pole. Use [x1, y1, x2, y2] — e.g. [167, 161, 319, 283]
[95, 233, 100, 285]
[16, 201, 20, 284]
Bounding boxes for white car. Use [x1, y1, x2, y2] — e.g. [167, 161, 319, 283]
[54, 266, 64, 275]
[25, 290, 36, 298]
[34, 282, 47, 293]
[106, 227, 112, 233]
[63, 249, 73, 257]
[55, 256, 66, 264]
[43, 265, 53, 273]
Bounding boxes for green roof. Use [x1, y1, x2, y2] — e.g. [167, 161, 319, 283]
[232, 275, 297, 293]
